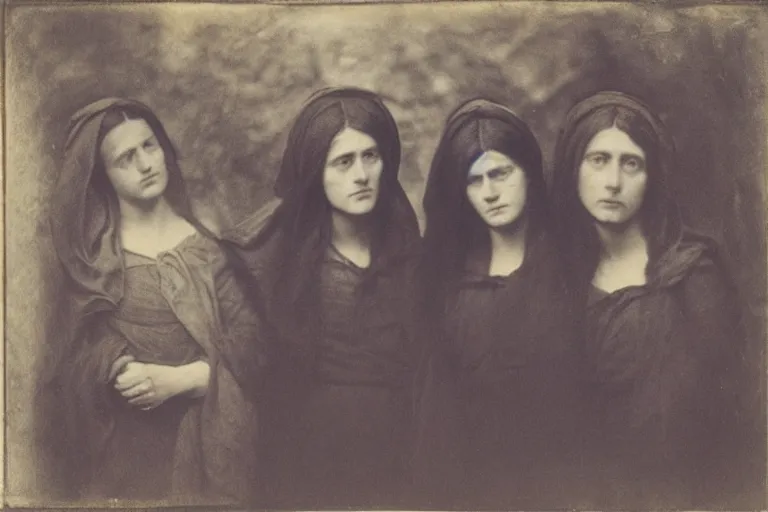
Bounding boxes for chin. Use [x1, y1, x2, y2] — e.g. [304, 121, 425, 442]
[596, 213, 627, 224]
[485, 214, 518, 229]
[593, 216, 638, 231]
[339, 206, 375, 217]
[349, 201, 377, 216]
[140, 182, 167, 198]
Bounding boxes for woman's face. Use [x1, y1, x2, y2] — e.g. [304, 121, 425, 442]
[323, 127, 383, 217]
[100, 118, 168, 204]
[466, 150, 527, 229]
[578, 127, 647, 228]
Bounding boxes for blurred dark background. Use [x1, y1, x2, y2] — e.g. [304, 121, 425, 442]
[5, 2, 766, 504]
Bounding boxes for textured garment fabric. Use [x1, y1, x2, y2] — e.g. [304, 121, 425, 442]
[59, 233, 265, 505]
[584, 232, 748, 508]
[414, 233, 594, 510]
[551, 91, 757, 509]
[221, 87, 422, 509]
[49, 98, 265, 505]
[260, 247, 419, 509]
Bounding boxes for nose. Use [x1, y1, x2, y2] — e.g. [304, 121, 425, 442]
[135, 149, 152, 174]
[481, 177, 499, 203]
[351, 158, 369, 185]
[604, 161, 622, 191]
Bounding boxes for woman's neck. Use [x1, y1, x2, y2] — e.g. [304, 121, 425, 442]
[595, 220, 647, 261]
[592, 220, 649, 292]
[487, 220, 526, 277]
[330, 209, 372, 268]
[117, 196, 195, 257]
[118, 195, 176, 229]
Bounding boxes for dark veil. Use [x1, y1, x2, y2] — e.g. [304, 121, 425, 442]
[550, 91, 696, 292]
[414, 99, 591, 508]
[551, 91, 758, 507]
[224, 87, 420, 354]
[420, 98, 552, 324]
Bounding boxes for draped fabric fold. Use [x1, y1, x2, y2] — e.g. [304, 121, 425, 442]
[49, 98, 263, 505]
[552, 91, 756, 509]
[584, 231, 750, 508]
[414, 99, 593, 510]
[221, 87, 421, 508]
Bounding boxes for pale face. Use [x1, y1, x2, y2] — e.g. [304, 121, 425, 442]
[323, 127, 383, 216]
[578, 127, 648, 228]
[99, 118, 168, 204]
[466, 150, 527, 229]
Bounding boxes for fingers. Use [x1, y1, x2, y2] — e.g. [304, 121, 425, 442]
[119, 379, 153, 399]
[115, 375, 144, 392]
[114, 365, 147, 391]
[128, 391, 157, 407]
[108, 354, 136, 382]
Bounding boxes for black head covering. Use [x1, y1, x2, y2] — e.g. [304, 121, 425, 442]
[420, 98, 549, 316]
[224, 87, 419, 347]
[551, 91, 685, 288]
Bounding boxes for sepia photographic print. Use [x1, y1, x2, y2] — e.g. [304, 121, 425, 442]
[3, 1, 767, 510]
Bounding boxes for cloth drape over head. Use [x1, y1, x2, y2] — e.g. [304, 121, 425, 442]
[50, 97, 199, 324]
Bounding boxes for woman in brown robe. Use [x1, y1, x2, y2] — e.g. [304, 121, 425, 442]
[551, 91, 759, 508]
[223, 87, 421, 509]
[48, 98, 266, 505]
[413, 99, 594, 510]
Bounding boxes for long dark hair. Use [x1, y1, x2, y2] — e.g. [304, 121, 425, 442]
[420, 99, 550, 322]
[551, 91, 681, 296]
[268, 87, 417, 353]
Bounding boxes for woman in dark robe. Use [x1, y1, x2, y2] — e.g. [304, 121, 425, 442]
[551, 91, 759, 508]
[223, 87, 422, 509]
[413, 99, 594, 510]
[48, 98, 267, 505]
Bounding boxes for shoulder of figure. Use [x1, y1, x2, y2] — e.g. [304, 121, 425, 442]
[220, 198, 283, 248]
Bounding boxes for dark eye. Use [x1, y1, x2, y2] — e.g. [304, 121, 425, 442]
[332, 155, 354, 170]
[586, 153, 608, 168]
[143, 138, 159, 151]
[362, 149, 381, 163]
[621, 156, 645, 174]
[116, 152, 133, 168]
[488, 167, 513, 181]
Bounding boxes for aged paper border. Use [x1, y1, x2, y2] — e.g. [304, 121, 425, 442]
[1, 0, 767, 510]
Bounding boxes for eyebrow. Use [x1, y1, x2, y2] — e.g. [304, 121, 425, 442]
[327, 144, 378, 162]
[112, 135, 156, 164]
[585, 150, 644, 158]
[468, 164, 515, 176]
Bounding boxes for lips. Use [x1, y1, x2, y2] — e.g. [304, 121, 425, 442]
[350, 189, 373, 198]
[141, 174, 159, 186]
[486, 205, 507, 215]
[598, 199, 624, 208]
